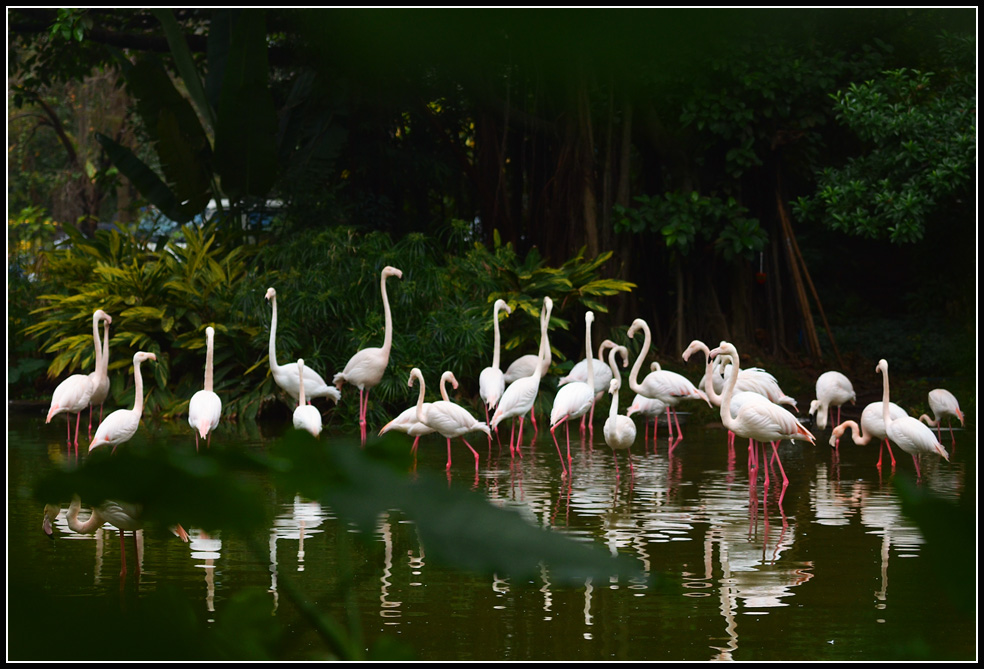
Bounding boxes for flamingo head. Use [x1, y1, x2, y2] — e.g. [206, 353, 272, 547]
[265, 287, 276, 301]
[876, 359, 888, 376]
[383, 266, 403, 280]
[936, 443, 950, 462]
[681, 340, 707, 363]
[708, 341, 737, 361]
[42, 504, 59, 538]
[94, 309, 112, 325]
[408, 367, 423, 388]
[608, 378, 618, 395]
[134, 351, 157, 364]
[494, 299, 512, 317]
[627, 318, 647, 339]
[442, 370, 459, 390]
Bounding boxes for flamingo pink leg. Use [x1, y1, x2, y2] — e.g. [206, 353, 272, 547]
[461, 438, 480, 473]
[549, 418, 570, 476]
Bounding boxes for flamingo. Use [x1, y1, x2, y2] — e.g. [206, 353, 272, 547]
[490, 297, 552, 457]
[683, 339, 775, 458]
[625, 393, 666, 445]
[265, 287, 342, 408]
[701, 355, 798, 412]
[709, 341, 816, 491]
[333, 266, 404, 445]
[502, 297, 553, 433]
[46, 309, 110, 452]
[409, 367, 490, 473]
[603, 345, 636, 480]
[918, 389, 964, 445]
[877, 359, 949, 479]
[809, 371, 856, 430]
[549, 311, 600, 476]
[558, 338, 619, 434]
[293, 359, 323, 437]
[45, 495, 189, 577]
[379, 370, 458, 455]
[627, 318, 710, 447]
[188, 326, 222, 450]
[88, 351, 157, 453]
[830, 401, 908, 468]
[87, 311, 112, 439]
[478, 299, 513, 430]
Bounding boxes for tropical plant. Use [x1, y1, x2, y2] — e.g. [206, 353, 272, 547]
[23, 221, 263, 420]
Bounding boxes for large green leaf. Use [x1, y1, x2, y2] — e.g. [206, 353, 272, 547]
[95, 133, 189, 222]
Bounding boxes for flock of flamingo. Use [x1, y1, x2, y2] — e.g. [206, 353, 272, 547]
[42, 265, 964, 564]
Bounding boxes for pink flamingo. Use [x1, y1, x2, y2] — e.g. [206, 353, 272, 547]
[333, 266, 403, 444]
[877, 359, 949, 479]
[410, 368, 490, 473]
[88, 351, 156, 454]
[87, 311, 112, 438]
[188, 326, 222, 449]
[918, 389, 964, 446]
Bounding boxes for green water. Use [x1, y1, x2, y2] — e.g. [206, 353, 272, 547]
[7, 407, 976, 661]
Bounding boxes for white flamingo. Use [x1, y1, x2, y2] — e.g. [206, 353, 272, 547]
[478, 299, 512, 430]
[549, 311, 599, 476]
[709, 341, 815, 492]
[810, 371, 856, 430]
[558, 338, 619, 434]
[188, 326, 222, 450]
[379, 370, 458, 455]
[293, 359, 323, 437]
[410, 367, 490, 474]
[603, 345, 636, 480]
[333, 266, 403, 445]
[87, 311, 112, 439]
[502, 297, 553, 433]
[877, 359, 949, 479]
[265, 287, 342, 406]
[918, 389, 964, 446]
[89, 351, 157, 453]
[47, 309, 110, 452]
[491, 297, 552, 457]
[627, 318, 710, 447]
[830, 401, 908, 468]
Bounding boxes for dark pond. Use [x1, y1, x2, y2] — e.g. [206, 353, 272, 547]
[7, 403, 976, 661]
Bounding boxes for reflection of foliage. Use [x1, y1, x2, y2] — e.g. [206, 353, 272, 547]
[27, 431, 653, 660]
[793, 32, 975, 244]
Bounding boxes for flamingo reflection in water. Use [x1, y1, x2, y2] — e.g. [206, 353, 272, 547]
[43, 496, 189, 578]
[269, 495, 328, 612]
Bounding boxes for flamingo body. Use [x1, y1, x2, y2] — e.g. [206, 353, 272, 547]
[89, 351, 156, 452]
[293, 359, 323, 437]
[265, 287, 341, 405]
[810, 371, 856, 429]
[479, 300, 512, 414]
[188, 326, 222, 447]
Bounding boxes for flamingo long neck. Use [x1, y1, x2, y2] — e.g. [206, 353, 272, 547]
[132, 357, 146, 416]
[628, 320, 651, 394]
[66, 497, 103, 535]
[412, 370, 427, 424]
[297, 360, 306, 406]
[537, 303, 552, 374]
[92, 313, 103, 373]
[880, 363, 892, 429]
[381, 271, 394, 357]
[608, 348, 622, 420]
[204, 330, 215, 392]
[699, 343, 723, 408]
[718, 348, 741, 433]
[834, 420, 867, 446]
[268, 294, 281, 373]
[440, 371, 455, 401]
[585, 316, 595, 391]
[491, 303, 503, 370]
[100, 320, 110, 375]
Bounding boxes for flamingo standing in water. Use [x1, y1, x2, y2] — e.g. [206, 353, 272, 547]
[558, 339, 619, 436]
[491, 298, 552, 457]
[502, 297, 553, 434]
[47, 309, 110, 453]
[87, 311, 113, 439]
[88, 351, 157, 454]
[188, 326, 222, 449]
[709, 341, 815, 494]
[478, 299, 512, 436]
[549, 311, 599, 477]
[627, 318, 710, 448]
[292, 359, 323, 437]
[877, 359, 949, 479]
[333, 266, 403, 445]
[265, 287, 342, 406]
[409, 368, 490, 474]
[810, 371, 856, 430]
[379, 370, 458, 455]
[918, 389, 964, 446]
[603, 345, 636, 480]
[830, 401, 908, 468]
[625, 393, 667, 446]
